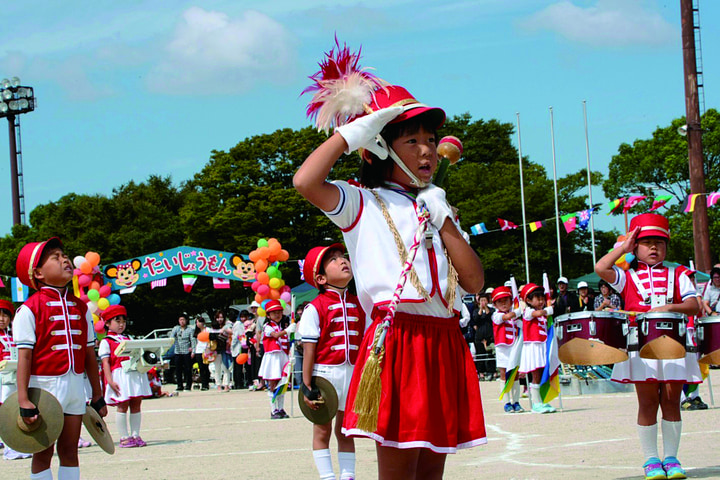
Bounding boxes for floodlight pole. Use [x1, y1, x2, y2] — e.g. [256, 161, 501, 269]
[8, 115, 22, 225]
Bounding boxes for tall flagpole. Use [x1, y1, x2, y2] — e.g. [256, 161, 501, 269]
[582, 100, 597, 265]
[516, 113, 530, 283]
[550, 107, 563, 276]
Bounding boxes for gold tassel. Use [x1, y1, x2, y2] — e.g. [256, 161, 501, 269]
[353, 324, 386, 433]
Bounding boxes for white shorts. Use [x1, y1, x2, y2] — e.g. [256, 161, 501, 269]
[1, 381, 17, 403]
[519, 342, 546, 374]
[494, 343, 513, 369]
[29, 372, 88, 415]
[313, 363, 354, 412]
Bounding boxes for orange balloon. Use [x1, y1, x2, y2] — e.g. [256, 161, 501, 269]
[618, 235, 626, 242]
[90, 281, 101, 291]
[269, 288, 281, 300]
[198, 331, 210, 342]
[255, 259, 268, 273]
[257, 272, 270, 284]
[257, 246, 270, 259]
[278, 250, 289, 262]
[268, 242, 281, 256]
[235, 353, 249, 365]
[254, 293, 264, 304]
[85, 251, 101, 267]
[80, 262, 93, 275]
[249, 250, 260, 262]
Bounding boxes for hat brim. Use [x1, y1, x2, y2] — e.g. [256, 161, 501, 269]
[0, 388, 64, 453]
[298, 376, 339, 425]
[306, 243, 346, 289]
[82, 406, 115, 454]
[390, 105, 445, 130]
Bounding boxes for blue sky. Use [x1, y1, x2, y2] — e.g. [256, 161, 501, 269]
[0, 0, 718, 237]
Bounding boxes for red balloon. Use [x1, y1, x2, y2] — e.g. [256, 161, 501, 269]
[236, 353, 249, 365]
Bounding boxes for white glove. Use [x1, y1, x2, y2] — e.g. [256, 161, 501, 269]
[336, 107, 403, 158]
[286, 322, 297, 335]
[416, 184, 454, 231]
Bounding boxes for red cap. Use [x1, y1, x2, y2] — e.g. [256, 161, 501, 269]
[0, 299, 15, 315]
[15, 237, 64, 290]
[303, 244, 346, 289]
[101, 305, 127, 322]
[520, 283, 543, 301]
[367, 85, 445, 130]
[629, 213, 670, 240]
[491, 286, 512, 303]
[264, 300, 283, 313]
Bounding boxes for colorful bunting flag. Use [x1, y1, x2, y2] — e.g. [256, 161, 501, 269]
[577, 208, 594, 230]
[649, 195, 673, 211]
[182, 274, 197, 293]
[298, 259, 305, 281]
[498, 218, 518, 231]
[682, 194, 701, 213]
[707, 192, 720, 208]
[606, 198, 625, 215]
[11, 277, 29, 303]
[470, 223, 488, 235]
[0, 276, 4, 288]
[623, 195, 647, 213]
[528, 221, 545, 232]
[150, 279, 167, 290]
[561, 213, 577, 234]
[213, 277, 231, 289]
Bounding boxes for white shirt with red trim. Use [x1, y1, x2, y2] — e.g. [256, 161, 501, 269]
[324, 180, 462, 318]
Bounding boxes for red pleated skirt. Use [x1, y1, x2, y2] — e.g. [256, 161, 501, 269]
[342, 310, 487, 453]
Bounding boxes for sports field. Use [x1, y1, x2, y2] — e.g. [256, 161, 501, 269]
[3, 370, 720, 480]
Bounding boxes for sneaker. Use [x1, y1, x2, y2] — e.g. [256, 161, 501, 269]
[662, 456, 686, 479]
[691, 396, 708, 410]
[512, 402, 525, 413]
[503, 402, 514, 413]
[643, 457, 667, 480]
[680, 399, 693, 411]
[119, 437, 137, 448]
[542, 403, 556, 413]
[270, 410, 283, 419]
[3, 446, 32, 460]
[78, 437, 91, 448]
[531, 404, 549, 414]
[279, 409, 290, 419]
[132, 436, 147, 447]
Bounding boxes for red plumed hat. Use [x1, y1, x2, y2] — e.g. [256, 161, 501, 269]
[15, 237, 63, 290]
[303, 244, 346, 289]
[101, 305, 127, 322]
[520, 283, 543, 301]
[491, 286, 512, 303]
[629, 213, 670, 240]
[264, 300, 283, 313]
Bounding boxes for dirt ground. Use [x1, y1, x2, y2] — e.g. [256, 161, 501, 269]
[2, 371, 720, 480]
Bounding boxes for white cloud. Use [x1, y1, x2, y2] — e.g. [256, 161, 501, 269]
[145, 7, 297, 95]
[519, 0, 677, 47]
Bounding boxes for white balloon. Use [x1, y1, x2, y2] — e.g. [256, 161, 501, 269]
[88, 301, 99, 313]
[73, 256, 86, 268]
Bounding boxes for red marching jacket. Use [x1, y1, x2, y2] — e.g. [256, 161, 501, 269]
[101, 334, 131, 371]
[308, 290, 365, 366]
[262, 321, 289, 354]
[522, 307, 548, 343]
[0, 329, 14, 360]
[23, 288, 90, 376]
[492, 312, 518, 346]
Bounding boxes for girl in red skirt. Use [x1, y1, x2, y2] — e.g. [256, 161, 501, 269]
[294, 41, 486, 479]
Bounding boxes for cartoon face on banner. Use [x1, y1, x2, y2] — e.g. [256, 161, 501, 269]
[105, 260, 142, 288]
[231, 256, 256, 281]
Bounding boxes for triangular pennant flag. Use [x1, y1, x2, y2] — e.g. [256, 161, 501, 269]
[213, 277, 231, 289]
[182, 274, 197, 293]
[606, 197, 625, 215]
[707, 192, 720, 208]
[11, 277, 29, 302]
[470, 223, 488, 235]
[528, 220, 545, 233]
[650, 194, 673, 211]
[0, 276, 5, 288]
[298, 259, 305, 281]
[150, 278, 167, 290]
[561, 213, 577, 234]
[682, 194, 701, 213]
[577, 208, 593, 230]
[623, 195, 647, 213]
[498, 218, 518, 231]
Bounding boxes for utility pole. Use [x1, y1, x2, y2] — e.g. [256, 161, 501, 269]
[680, 0, 711, 272]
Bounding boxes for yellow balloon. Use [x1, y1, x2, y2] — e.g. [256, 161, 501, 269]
[269, 278, 282, 289]
[97, 298, 110, 310]
[257, 308, 266, 317]
[92, 314, 100, 324]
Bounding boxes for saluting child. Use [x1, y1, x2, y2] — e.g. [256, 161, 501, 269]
[298, 244, 366, 480]
[519, 283, 556, 414]
[595, 213, 701, 480]
[490, 287, 524, 413]
[13, 237, 107, 480]
[0, 298, 32, 460]
[98, 305, 152, 448]
[257, 300, 290, 419]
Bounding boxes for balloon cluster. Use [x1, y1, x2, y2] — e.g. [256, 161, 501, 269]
[248, 238, 291, 315]
[72, 252, 120, 333]
[612, 235, 635, 270]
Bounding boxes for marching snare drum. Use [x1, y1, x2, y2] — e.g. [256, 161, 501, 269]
[556, 311, 629, 365]
[636, 312, 687, 360]
[696, 316, 720, 365]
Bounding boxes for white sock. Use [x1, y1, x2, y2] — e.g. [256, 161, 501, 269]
[338, 451, 356, 480]
[313, 449, 335, 480]
[268, 391, 277, 412]
[129, 412, 142, 437]
[30, 469, 53, 480]
[511, 382, 521, 404]
[661, 419, 682, 459]
[277, 394, 285, 411]
[116, 412, 129, 438]
[501, 392, 510, 404]
[637, 423, 659, 459]
[57, 466, 80, 480]
[529, 383, 540, 407]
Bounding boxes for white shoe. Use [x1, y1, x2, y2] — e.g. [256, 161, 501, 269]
[4, 446, 32, 460]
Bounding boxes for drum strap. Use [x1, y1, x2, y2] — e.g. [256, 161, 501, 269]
[629, 266, 676, 305]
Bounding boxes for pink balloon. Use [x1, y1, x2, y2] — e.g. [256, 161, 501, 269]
[280, 292, 291, 303]
[281, 285, 291, 294]
[80, 294, 89, 303]
[257, 284, 270, 296]
[73, 268, 82, 276]
[251, 281, 260, 292]
[99, 285, 111, 297]
[94, 320, 105, 333]
[78, 275, 92, 287]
